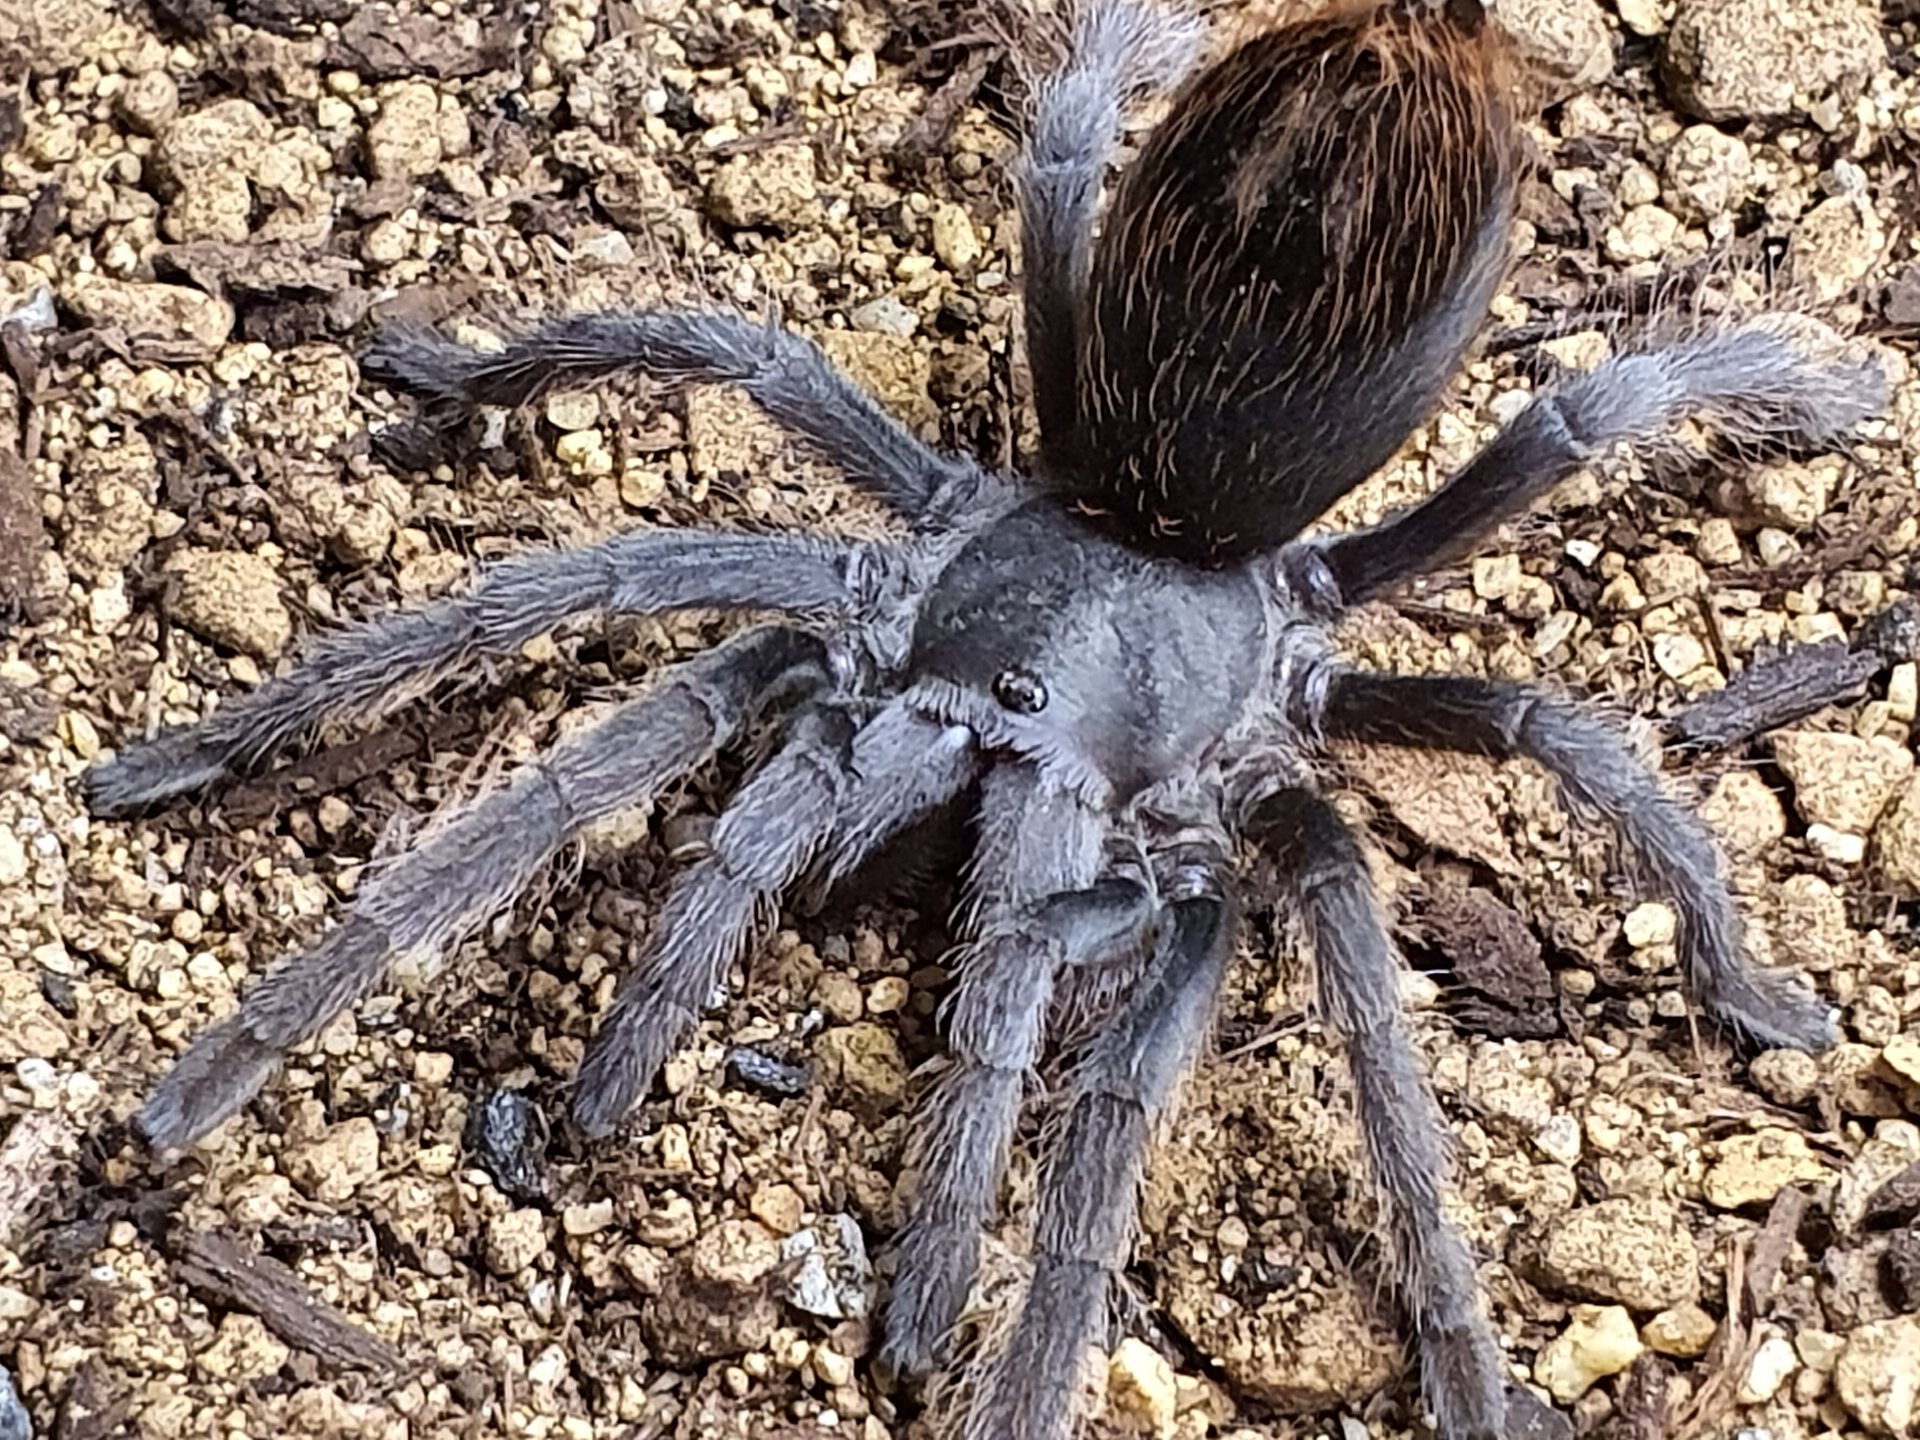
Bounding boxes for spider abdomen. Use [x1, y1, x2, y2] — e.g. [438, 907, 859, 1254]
[907, 501, 1267, 800]
[1066, 0, 1518, 562]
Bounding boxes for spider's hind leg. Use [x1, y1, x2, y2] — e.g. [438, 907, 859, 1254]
[364, 312, 979, 522]
[1017, 0, 1206, 454]
[137, 626, 827, 1153]
[1315, 670, 1836, 1051]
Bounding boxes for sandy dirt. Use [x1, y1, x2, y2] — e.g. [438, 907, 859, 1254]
[1, 0, 1918, 1437]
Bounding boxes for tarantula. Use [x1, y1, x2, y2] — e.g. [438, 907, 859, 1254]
[89, 0, 1883, 1435]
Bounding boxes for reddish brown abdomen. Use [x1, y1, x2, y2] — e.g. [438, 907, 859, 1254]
[1065, 0, 1519, 562]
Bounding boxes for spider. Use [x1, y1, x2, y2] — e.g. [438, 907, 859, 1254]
[87, 0, 1884, 1435]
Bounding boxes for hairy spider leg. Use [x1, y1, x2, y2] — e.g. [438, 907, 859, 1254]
[966, 856, 1235, 1440]
[1319, 320, 1889, 605]
[808, 700, 983, 889]
[572, 700, 981, 1135]
[84, 530, 866, 815]
[363, 313, 981, 524]
[1250, 787, 1510, 1440]
[1016, 0, 1207, 454]
[1316, 671, 1836, 1050]
[881, 764, 1162, 1377]
[137, 627, 827, 1153]
[572, 704, 858, 1135]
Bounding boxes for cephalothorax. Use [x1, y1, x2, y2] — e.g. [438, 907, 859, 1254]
[89, 1, 1883, 1436]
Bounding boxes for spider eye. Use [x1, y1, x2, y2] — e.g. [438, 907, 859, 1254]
[992, 668, 1048, 714]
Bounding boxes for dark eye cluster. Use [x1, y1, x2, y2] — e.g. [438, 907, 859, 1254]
[992, 667, 1048, 713]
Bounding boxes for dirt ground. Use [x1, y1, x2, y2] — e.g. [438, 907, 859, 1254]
[2, 0, 1918, 1437]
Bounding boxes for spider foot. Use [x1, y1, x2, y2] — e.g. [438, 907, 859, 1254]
[1419, 1319, 1513, 1440]
[84, 730, 232, 817]
[359, 327, 493, 412]
[875, 1247, 964, 1383]
[1697, 963, 1839, 1054]
[571, 1034, 662, 1140]
[137, 1014, 285, 1154]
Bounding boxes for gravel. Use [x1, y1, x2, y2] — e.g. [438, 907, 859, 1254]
[1, 0, 1915, 1437]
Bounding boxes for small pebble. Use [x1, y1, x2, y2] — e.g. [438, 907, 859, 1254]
[1756, 529, 1800, 566]
[1834, 1315, 1920, 1435]
[1537, 1197, 1700, 1311]
[1796, 1328, 1845, 1373]
[726, 1046, 810, 1097]
[284, 1117, 380, 1203]
[783, 1214, 874, 1320]
[814, 1023, 908, 1106]
[1473, 554, 1523, 601]
[931, 202, 982, 271]
[1774, 730, 1912, 835]
[1749, 1049, 1820, 1107]
[1807, 824, 1867, 865]
[316, 795, 353, 834]
[1739, 1331, 1798, 1404]
[814, 971, 864, 1023]
[1703, 1129, 1828, 1210]
[62, 711, 101, 760]
[562, 1200, 615, 1236]
[1653, 631, 1709, 680]
[544, 390, 600, 431]
[1883, 1035, 1920, 1087]
[848, 295, 918, 336]
[812, 1346, 855, 1387]
[1534, 1304, 1642, 1402]
[750, 1183, 806, 1236]
[464, 1089, 549, 1202]
[486, 1208, 548, 1276]
[658, 1124, 692, 1171]
[1565, 537, 1602, 567]
[1697, 518, 1743, 566]
[1623, 901, 1677, 948]
[576, 230, 636, 267]
[1644, 1302, 1718, 1358]
[1891, 664, 1919, 723]
[1106, 1336, 1179, 1437]
[1535, 1113, 1583, 1166]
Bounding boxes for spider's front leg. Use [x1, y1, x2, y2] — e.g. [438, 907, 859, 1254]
[1316, 670, 1835, 1050]
[1248, 786, 1511, 1440]
[964, 850, 1236, 1440]
[364, 312, 982, 523]
[882, 764, 1157, 1379]
[85, 530, 873, 814]
[572, 697, 981, 1134]
[137, 627, 826, 1152]
[571, 703, 857, 1135]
